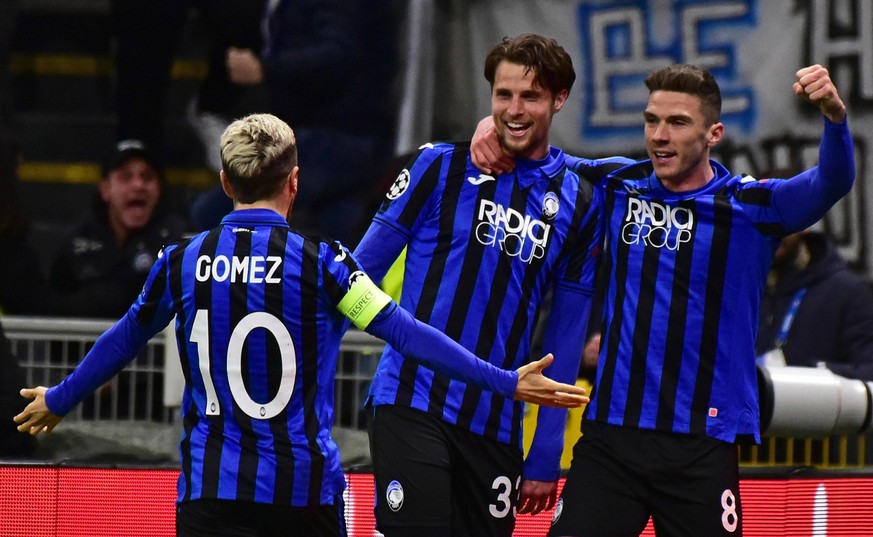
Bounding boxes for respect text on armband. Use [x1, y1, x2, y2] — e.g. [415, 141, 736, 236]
[348, 290, 375, 320]
[621, 198, 693, 251]
[195, 255, 283, 283]
[474, 199, 551, 264]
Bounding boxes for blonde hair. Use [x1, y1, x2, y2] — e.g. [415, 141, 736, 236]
[220, 113, 298, 204]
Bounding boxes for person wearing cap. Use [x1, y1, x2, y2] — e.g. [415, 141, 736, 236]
[49, 140, 189, 319]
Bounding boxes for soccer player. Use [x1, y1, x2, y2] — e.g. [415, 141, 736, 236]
[14, 114, 589, 537]
[353, 34, 603, 536]
[471, 64, 854, 536]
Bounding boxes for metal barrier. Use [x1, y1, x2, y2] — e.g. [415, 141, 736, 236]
[5, 316, 873, 468]
[739, 434, 872, 468]
[1, 316, 385, 432]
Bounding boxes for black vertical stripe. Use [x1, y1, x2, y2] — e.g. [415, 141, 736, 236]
[435, 158, 497, 421]
[300, 238, 324, 504]
[168, 244, 193, 402]
[267, 227, 294, 504]
[483, 175, 565, 439]
[180, 398, 199, 501]
[656, 200, 696, 431]
[232, 230, 259, 502]
[423, 150, 470, 416]
[594, 190, 628, 422]
[622, 227, 660, 426]
[457, 173, 532, 431]
[168, 242, 195, 502]
[197, 229, 224, 499]
[396, 150, 462, 407]
[135, 243, 175, 325]
[690, 196, 732, 434]
[396, 154, 442, 230]
[562, 179, 597, 284]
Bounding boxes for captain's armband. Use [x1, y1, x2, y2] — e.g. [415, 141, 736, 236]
[337, 271, 393, 330]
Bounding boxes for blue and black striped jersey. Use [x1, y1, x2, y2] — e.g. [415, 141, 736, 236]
[355, 143, 603, 455]
[46, 208, 520, 507]
[569, 118, 855, 443]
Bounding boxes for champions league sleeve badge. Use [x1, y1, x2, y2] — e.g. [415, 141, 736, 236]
[387, 169, 411, 200]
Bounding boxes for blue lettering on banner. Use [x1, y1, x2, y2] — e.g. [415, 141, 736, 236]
[576, 0, 757, 139]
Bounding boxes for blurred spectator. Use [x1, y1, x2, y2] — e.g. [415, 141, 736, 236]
[111, 0, 265, 166]
[0, 325, 37, 458]
[49, 140, 189, 319]
[0, 132, 57, 316]
[192, 0, 400, 246]
[756, 228, 873, 381]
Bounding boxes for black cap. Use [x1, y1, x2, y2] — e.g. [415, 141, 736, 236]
[102, 139, 163, 177]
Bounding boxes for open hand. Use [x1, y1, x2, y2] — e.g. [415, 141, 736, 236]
[14, 387, 63, 436]
[514, 354, 589, 407]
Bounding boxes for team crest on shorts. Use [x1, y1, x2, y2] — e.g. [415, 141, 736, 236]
[551, 497, 563, 525]
[386, 480, 404, 512]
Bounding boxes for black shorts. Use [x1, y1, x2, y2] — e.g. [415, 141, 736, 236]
[368, 405, 524, 537]
[550, 420, 742, 537]
[176, 497, 344, 537]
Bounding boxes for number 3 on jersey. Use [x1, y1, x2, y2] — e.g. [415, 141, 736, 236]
[190, 309, 298, 420]
[489, 475, 521, 519]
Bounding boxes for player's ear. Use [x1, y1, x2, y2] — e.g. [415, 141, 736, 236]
[287, 166, 299, 197]
[552, 89, 569, 113]
[707, 122, 724, 147]
[219, 170, 234, 199]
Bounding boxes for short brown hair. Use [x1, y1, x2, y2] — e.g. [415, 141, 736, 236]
[219, 114, 298, 204]
[483, 33, 576, 97]
[645, 64, 722, 125]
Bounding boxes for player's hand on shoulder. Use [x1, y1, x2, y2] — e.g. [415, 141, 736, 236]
[514, 354, 589, 407]
[793, 64, 846, 123]
[470, 116, 515, 175]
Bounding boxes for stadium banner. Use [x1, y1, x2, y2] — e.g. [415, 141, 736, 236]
[2, 465, 873, 536]
[429, 0, 870, 274]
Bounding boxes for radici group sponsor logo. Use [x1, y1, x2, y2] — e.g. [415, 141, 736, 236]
[621, 197, 693, 251]
[474, 199, 552, 263]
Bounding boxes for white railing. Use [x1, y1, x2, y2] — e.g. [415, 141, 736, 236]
[1, 316, 386, 431]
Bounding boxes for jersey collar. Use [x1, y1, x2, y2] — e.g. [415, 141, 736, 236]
[220, 208, 291, 228]
[512, 146, 565, 189]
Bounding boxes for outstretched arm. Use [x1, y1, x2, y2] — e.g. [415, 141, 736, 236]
[338, 271, 588, 407]
[14, 313, 156, 436]
[365, 301, 589, 407]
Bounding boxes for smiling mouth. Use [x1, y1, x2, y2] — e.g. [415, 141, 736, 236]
[652, 150, 675, 162]
[504, 121, 530, 137]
